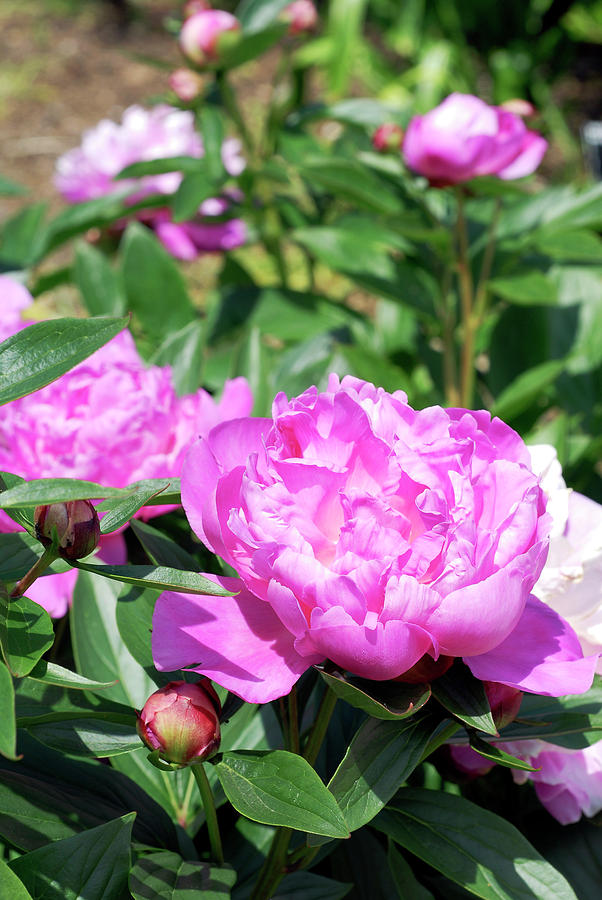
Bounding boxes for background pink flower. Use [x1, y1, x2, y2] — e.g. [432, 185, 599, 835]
[403, 93, 547, 186]
[54, 104, 246, 259]
[152, 375, 595, 703]
[0, 279, 253, 616]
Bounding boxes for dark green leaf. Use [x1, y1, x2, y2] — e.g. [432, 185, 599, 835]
[318, 667, 431, 720]
[0, 860, 32, 900]
[0, 477, 122, 508]
[27, 659, 116, 691]
[36, 192, 135, 256]
[431, 663, 497, 736]
[273, 872, 351, 900]
[488, 272, 557, 305]
[26, 717, 140, 758]
[172, 169, 216, 222]
[72, 560, 233, 596]
[74, 242, 125, 316]
[491, 359, 565, 420]
[10, 813, 134, 900]
[0, 472, 35, 534]
[494, 683, 602, 748]
[121, 223, 196, 343]
[215, 750, 350, 837]
[533, 229, 602, 262]
[0, 592, 54, 677]
[200, 106, 225, 184]
[328, 715, 436, 832]
[98, 481, 170, 534]
[129, 519, 200, 571]
[0, 532, 71, 582]
[387, 843, 434, 900]
[116, 156, 202, 179]
[0, 204, 46, 267]
[115, 584, 158, 672]
[373, 788, 577, 900]
[301, 159, 403, 216]
[237, 0, 290, 31]
[467, 734, 538, 772]
[151, 320, 205, 395]
[0, 661, 18, 760]
[129, 852, 236, 900]
[0, 315, 129, 405]
[218, 22, 287, 68]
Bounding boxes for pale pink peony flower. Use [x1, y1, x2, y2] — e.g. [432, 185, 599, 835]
[0, 279, 253, 617]
[0, 276, 32, 342]
[179, 10, 241, 67]
[54, 104, 246, 259]
[168, 67, 204, 103]
[281, 1, 318, 35]
[403, 93, 547, 187]
[152, 375, 596, 703]
[372, 123, 404, 154]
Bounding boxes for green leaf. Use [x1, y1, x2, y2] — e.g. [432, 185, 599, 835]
[215, 750, 350, 837]
[494, 683, 602, 748]
[71, 570, 158, 707]
[0, 592, 54, 677]
[491, 359, 565, 421]
[0, 315, 129, 406]
[199, 105, 225, 184]
[0, 204, 46, 267]
[116, 156, 202, 179]
[37, 191, 136, 256]
[325, 0, 369, 98]
[0, 661, 18, 760]
[467, 734, 538, 772]
[273, 872, 351, 900]
[327, 715, 436, 833]
[292, 225, 397, 280]
[115, 584, 158, 672]
[301, 158, 404, 216]
[431, 663, 497, 736]
[237, 0, 290, 31]
[98, 481, 170, 534]
[0, 532, 72, 582]
[151, 320, 205, 395]
[488, 271, 557, 305]
[533, 228, 602, 262]
[387, 843, 434, 900]
[72, 560, 233, 596]
[121, 223, 196, 343]
[172, 169, 216, 222]
[0, 472, 35, 534]
[26, 717, 140, 758]
[294, 98, 404, 128]
[74, 242, 125, 317]
[218, 22, 287, 68]
[318, 667, 431, 720]
[373, 788, 577, 900]
[0, 477, 122, 508]
[27, 659, 116, 691]
[0, 174, 28, 196]
[129, 852, 236, 900]
[129, 519, 200, 571]
[9, 813, 134, 900]
[0, 860, 32, 900]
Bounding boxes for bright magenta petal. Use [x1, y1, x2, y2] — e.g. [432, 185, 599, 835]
[152, 576, 322, 703]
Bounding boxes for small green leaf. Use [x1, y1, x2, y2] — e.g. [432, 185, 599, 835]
[373, 788, 577, 900]
[431, 663, 498, 736]
[199, 105, 226, 184]
[72, 560, 233, 596]
[172, 169, 216, 222]
[317, 667, 431, 720]
[467, 734, 538, 772]
[129, 851, 236, 900]
[215, 750, 350, 837]
[116, 156, 202, 179]
[0, 316, 129, 405]
[0, 661, 18, 760]
[488, 271, 557, 305]
[27, 659, 116, 691]
[98, 481, 170, 534]
[74, 242, 125, 317]
[9, 813, 134, 900]
[0, 591, 54, 677]
[0, 472, 35, 534]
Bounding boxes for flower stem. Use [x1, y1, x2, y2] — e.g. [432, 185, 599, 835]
[10, 545, 60, 599]
[455, 188, 477, 408]
[472, 197, 502, 332]
[288, 686, 300, 755]
[192, 764, 224, 865]
[303, 685, 337, 767]
[216, 70, 255, 160]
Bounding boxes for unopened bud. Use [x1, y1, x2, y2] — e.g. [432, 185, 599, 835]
[394, 653, 454, 684]
[372, 123, 404, 153]
[281, 0, 318, 35]
[137, 679, 221, 766]
[500, 99, 536, 118]
[179, 10, 241, 67]
[168, 67, 204, 102]
[34, 500, 100, 561]
[484, 681, 523, 729]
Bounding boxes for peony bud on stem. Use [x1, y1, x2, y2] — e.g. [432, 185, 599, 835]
[192, 762, 224, 865]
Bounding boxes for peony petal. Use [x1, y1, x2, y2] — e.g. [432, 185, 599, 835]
[152, 576, 322, 703]
[497, 132, 548, 180]
[25, 568, 79, 619]
[464, 595, 598, 696]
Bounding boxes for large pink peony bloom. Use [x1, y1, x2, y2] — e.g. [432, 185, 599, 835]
[0, 279, 253, 617]
[152, 375, 596, 703]
[54, 104, 246, 259]
[403, 93, 547, 187]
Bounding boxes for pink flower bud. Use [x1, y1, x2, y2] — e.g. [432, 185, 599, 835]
[168, 67, 204, 102]
[179, 10, 241, 67]
[281, 0, 318, 35]
[34, 500, 100, 561]
[500, 99, 536, 118]
[183, 0, 212, 18]
[136, 680, 221, 765]
[372, 123, 404, 153]
[394, 653, 454, 684]
[484, 681, 523, 729]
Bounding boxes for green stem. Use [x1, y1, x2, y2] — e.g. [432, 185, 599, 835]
[192, 764, 224, 865]
[472, 197, 502, 330]
[455, 188, 476, 408]
[216, 70, 255, 160]
[288, 686, 300, 755]
[303, 686, 337, 767]
[10, 545, 60, 599]
[250, 827, 293, 900]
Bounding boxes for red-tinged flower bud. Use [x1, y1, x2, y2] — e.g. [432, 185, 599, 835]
[34, 500, 100, 561]
[281, 0, 318, 36]
[394, 653, 454, 684]
[372, 123, 405, 153]
[168, 67, 204, 102]
[183, 0, 212, 18]
[484, 681, 523, 729]
[179, 10, 241, 67]
[137, 679, 221, 765]
[500, 99, 536, 118]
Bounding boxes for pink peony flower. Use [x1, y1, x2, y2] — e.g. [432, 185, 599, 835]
[402, 93, 547, 187]
[0, 279, 253, 617]
[179, 10, 241, 67]
[152, 375, 596, 703]
[281, 1, 318, 35]
[0, 275, 32, 342]
[54, 105, 246, 259]
[372, 123, 404, 154]
[168, 67, 204, 103]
